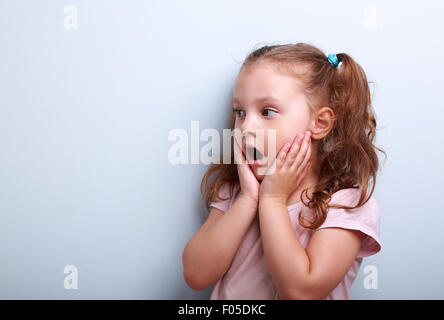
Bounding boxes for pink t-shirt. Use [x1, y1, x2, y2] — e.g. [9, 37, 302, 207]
[208, 183, 381, 300]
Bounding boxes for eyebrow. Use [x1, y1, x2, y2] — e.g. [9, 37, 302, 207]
[232, 96, 280, 105]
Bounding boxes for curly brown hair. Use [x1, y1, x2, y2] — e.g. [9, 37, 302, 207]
[200, 42, 387, 229]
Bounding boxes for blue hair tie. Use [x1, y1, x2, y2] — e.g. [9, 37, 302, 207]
[328, 53, 339, 67]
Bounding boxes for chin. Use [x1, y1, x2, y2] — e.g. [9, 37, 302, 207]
[250, 165, 265, 182]
[254, 174, 264, 182]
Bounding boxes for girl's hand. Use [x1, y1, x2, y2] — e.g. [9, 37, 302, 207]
[233, 137, 260, 203]
[259, 131, 312, 205]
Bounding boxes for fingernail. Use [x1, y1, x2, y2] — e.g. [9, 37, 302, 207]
[297, 133, 304, 142]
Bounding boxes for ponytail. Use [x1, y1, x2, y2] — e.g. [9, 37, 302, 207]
[298, 52, 386, 228]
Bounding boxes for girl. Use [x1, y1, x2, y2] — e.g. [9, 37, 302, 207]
[182, 42, 386, 300]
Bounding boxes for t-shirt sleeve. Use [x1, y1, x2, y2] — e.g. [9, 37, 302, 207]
[315, 188, 382, 258]
[209, 183, 236, 213]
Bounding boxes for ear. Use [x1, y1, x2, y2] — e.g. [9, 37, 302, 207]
[309, 107, 335, 140]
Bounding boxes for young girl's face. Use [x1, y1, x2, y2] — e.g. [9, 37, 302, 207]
[233, 62, 314, 181]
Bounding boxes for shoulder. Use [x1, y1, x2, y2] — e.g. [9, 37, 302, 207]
[328, 187, 380, 223]
[317, 187, 381, 258]
[209, 182, 241, 213]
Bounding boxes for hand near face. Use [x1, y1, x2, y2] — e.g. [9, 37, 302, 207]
[233, 136, 260, 203]
[259, 130, 312, 204]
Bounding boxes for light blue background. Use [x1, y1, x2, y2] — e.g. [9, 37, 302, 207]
[0, 0, 443, 299]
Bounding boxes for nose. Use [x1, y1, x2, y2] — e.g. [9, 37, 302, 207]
[240, 114, 257, 138]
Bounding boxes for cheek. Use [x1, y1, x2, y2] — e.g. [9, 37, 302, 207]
[263, 124, 304, 157]
[279, 112, 311, 144]
[278, 128, 307, 150]
[263, 135, 290, 158]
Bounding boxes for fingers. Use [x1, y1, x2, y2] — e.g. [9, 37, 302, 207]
[233, 137, 246, 165]
[256, 130, 312, 173]
[276, 141, 291, 170]
[296, 136, 312, 172]
[290, 131, 311, 170]
[284, 132, 305, 168]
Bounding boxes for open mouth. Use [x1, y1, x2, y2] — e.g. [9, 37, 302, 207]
[244, 144, 264, 164]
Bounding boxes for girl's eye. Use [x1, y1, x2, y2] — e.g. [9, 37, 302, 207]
[232, 107, 277, 118]
[233, 108, 245, 117]
[262, 108, 277, 117]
